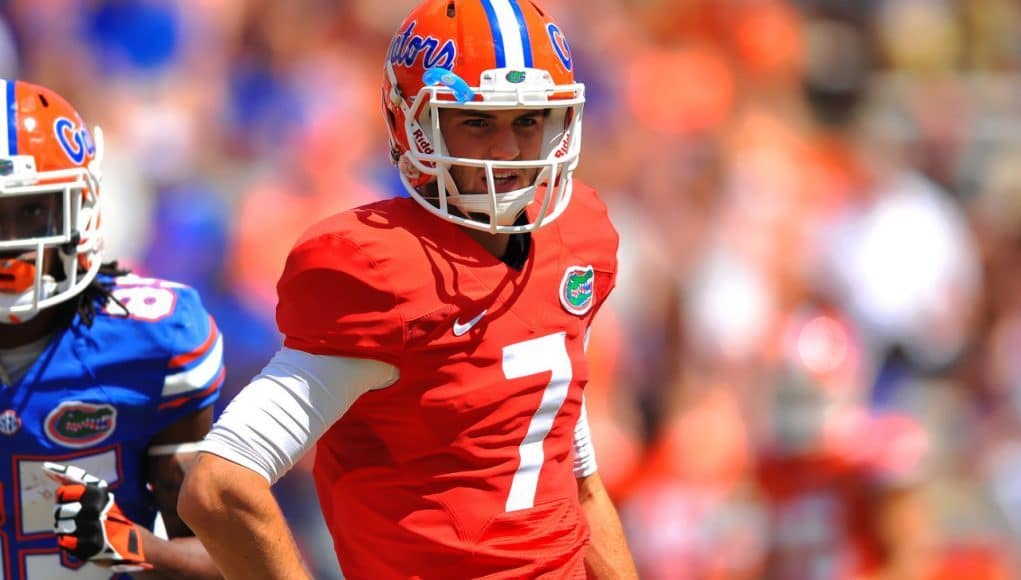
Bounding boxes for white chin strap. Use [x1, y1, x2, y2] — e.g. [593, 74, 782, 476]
[0, 276, 59, 324]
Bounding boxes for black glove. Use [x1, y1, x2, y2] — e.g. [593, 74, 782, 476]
[43, 462, 152, 573]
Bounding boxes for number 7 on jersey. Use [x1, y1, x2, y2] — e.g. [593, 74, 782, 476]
[502, 331, 573, 512]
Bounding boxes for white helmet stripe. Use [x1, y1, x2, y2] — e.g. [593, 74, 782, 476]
[481, 0, 531, 69]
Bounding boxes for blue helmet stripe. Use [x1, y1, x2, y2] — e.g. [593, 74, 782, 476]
[481, 0, 532, 69]
[5, 81, 16, 155]
[480, 0, 507, 68]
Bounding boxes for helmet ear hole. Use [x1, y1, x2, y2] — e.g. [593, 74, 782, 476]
[446, 1, 455, 17]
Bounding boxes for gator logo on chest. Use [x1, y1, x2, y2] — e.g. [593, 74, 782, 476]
[559, 265, 595, 316]
[44, 401, 117, 448]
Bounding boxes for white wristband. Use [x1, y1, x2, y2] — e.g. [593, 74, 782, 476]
[147, 442, 204, 456]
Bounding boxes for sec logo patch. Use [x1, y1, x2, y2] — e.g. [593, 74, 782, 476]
[0, 409, 21, 435]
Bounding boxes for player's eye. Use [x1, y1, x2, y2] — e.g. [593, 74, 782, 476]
[14, 197, 60, 237]
[514, 113, 544, 130]
[20, 203, 45, 219]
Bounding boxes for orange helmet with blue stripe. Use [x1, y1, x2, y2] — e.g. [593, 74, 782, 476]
[0, 79, 103, 323]
[383, 0, 584, 234]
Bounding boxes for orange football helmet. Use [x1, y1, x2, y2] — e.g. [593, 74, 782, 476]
[765, 305, 867, 457]
[383, 0, 584, 233]
[0, 80, 103, 323]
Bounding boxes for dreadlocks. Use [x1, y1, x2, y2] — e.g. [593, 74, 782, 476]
[76, 261, 131, 327]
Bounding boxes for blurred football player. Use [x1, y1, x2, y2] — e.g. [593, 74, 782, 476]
[178, 0, 638, 578]
[0, 79, 224, 579]
[753, 306, 935, 580]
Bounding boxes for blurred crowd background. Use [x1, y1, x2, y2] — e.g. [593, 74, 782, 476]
[4, 0, 1021, 578]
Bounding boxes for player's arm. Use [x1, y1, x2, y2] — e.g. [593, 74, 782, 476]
[129, 286, 225, 579]
[179, 348, 398, 579]
[572, 398, 638, 579]
[875, 484, 933, 580]
[132, 406, 225, 579]
[578, 472, 637, 579]
[180, 452, 306, 579]
[871, 416, 935, 579]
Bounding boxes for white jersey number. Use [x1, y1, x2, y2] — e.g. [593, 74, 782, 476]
[103, 276, 180, 322]
[501, 331, 573, 512]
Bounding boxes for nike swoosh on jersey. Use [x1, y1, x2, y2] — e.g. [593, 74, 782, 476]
[452, 310, 487, 336]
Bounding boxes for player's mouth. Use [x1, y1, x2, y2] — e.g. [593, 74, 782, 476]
[486, 171, 523, 193]
[0, 252, 38, 292]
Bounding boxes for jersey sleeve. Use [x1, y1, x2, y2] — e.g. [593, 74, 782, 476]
[276, 233, 405, 364]
[569, 182, 620, 319]
[155, 284, 224, 422]
[200, 348, 399, 484]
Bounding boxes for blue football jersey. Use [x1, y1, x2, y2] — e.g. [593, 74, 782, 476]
[0, 274, 224, 580]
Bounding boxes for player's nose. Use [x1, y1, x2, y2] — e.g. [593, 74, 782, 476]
[488, 126, 521, 161]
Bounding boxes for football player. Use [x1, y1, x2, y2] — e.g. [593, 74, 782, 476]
[178, 0, 638, 578]
[0, 79, 224, 579]
[754, 307, 934, 579]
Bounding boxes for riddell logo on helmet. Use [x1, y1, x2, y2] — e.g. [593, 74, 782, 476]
[389, 22, 456, 71]
[412, 127, 435, 154]
[554, 131, 572, 158]
[54, 117, 95, 165]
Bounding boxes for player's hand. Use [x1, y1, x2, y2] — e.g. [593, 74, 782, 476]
[42, 462, 153, 573]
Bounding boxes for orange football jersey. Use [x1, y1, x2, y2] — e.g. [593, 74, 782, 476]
[756, 412, 929, 580]
[276, 182, 617, 578]
[757, 453, 883, 580]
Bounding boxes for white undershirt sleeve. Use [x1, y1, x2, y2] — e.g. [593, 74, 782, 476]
[574, 324, 599, 478]
[198, 347, 399, 484]
[573, 396, 598, 478]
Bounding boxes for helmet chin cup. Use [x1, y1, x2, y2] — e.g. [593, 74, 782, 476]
[0, 274, 59, 324]
[448, 185, 533, 228]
